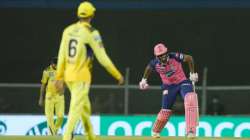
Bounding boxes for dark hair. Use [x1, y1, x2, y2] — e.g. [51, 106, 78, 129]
[51, 57, 58, 65]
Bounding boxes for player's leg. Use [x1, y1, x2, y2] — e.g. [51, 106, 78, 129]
[152, 109, 172, 138]
[54, 95, 65, 134]
[184, 92, 199, 138]
[80, 97, 96, 140]
[63, 82, 90, 140]
[45, 96, 56, 135]
[152, 86, 178, 138]
[180, 81, 199, 138]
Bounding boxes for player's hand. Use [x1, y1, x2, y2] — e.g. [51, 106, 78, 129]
[55, 80, 64, 91]
[38, 98, 44, 107]
[139, 78, 149, 90]
[118, 76, 124, 85]
[189, 72, 198, 83]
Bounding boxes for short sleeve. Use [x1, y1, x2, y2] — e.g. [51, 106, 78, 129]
[90, 30, 104, 48]
[168, 52, 184, 62]
[148, 58, 158, 70]
[41, 70, 48, 84]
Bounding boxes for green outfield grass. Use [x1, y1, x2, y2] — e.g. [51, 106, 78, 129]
[0, 136, 249, 140]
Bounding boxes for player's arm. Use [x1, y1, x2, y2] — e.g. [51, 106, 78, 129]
[55, 31, 66, 89]
[39, 70, 48, 107]
[142, 64, 153, 79]
[89, 30, 124, 85]
[56, 31, 66, 81]
[39, 83, 46, 107]
[183, 54, 198, 82]
[183, 54, 195, 73]
[139, 59, 155, 90]
[170, 52, 196, 74]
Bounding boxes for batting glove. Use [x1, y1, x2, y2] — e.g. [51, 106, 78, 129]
[139, 78, 149, 90]
[189, 72, 198, 83]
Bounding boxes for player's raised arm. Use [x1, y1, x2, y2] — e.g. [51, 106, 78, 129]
[183, 54, 198, 83]
[88, 30, 124, 85]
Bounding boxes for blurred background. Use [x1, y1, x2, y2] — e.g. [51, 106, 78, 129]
[0, 0, 250, 137]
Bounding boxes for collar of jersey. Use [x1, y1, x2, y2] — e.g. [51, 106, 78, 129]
[78, 21, 91, 28]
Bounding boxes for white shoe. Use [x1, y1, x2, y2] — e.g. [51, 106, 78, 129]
[152, 132, 160, 138]
[187, 132, 195, 139]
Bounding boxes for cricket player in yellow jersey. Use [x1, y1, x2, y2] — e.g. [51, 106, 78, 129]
[38, 57, 65, 135]
[55, 1, 124, 140]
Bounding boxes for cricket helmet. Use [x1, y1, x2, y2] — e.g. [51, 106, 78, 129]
[154, 43, 168, 56]
[77, 1, 96, 18]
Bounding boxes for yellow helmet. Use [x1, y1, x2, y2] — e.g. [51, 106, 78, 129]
[77, 1, 96, 18]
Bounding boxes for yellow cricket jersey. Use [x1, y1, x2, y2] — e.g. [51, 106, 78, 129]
[56, 21, 122, 83]
[41, 66, 62, 96]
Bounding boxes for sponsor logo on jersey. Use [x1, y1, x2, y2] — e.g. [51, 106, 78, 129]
[165, 70, 175, 77]
[175, 53, 184, 60]
[166, 64, 176, 77]
[94, 35, 102, 42]
[179, 54, 184, 60]
[48, 71, 55, 77]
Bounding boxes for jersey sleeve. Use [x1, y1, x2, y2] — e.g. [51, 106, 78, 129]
[148, 58, 158, 71]
[88, 30, 122, 81]
[41, 70, 48, 84]
[169, 52, 184, 62]
[56, 31, 66, 80]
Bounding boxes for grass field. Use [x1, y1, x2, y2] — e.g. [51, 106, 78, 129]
[0, 136, 249, 140]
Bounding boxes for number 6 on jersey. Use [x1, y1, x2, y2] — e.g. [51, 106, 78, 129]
[69, 39, 78, 57]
